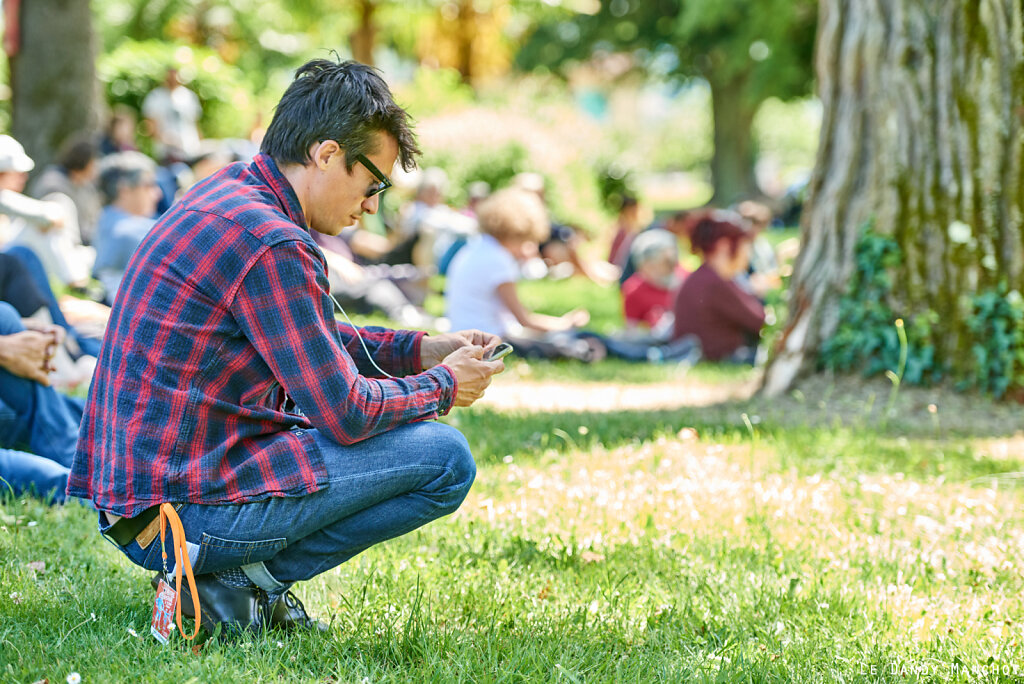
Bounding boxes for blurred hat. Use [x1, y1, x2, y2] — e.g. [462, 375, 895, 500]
[0, 135, 34, 173]
[511, 172, 545, 194]
[467, 180, 491, 201]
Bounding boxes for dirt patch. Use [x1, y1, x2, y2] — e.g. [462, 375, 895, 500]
[745, 373, 1024, 438]
[482, 370, 1024, 439]
[481, 374, 759, 412]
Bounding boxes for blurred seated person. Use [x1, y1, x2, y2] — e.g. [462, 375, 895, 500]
[622, 229, 689, 333]
[99, 105, 139, 156]
[0, 135, 93, 288]
[567, 229, 701, 365]
[29, 133, 102, 248]
[512, 172, 618, 285]
[438, 180, 490, 276]
[313, 227, 435, 328]
[0, 302, 85, 505]
[672, 210, 765, 365]
[0, 248, 100, 378]
[93, 152, 161, 304]
[735, 200, 783, 298]
[608, 195, 641, 269]
[445, 188, 599, 361]
[187, 140, 238, 186]
[463, 180, 491, 219]
[618, 209, 691, 287]
[0, 244, 106, 359]
[393, 167, 475, 269]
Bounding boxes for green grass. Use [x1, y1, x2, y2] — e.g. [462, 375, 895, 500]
[4, 388, 1024, 681]
[7, 275, 1024, 681]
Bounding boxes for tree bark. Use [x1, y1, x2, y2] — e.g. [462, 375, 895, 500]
[451, 0, 480, 84]
[763, 0, 1024, 397]
[350, 0, 377, 66]
[708, 74, 761, 206]
[9, 0, 99, 176]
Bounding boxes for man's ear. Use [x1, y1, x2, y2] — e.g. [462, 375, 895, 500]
[309, 140, 342, 170]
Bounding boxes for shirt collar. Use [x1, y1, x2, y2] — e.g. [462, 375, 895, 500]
[251, 153, 307, 230]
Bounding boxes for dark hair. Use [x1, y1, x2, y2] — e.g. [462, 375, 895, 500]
[685, 209, 752, 258]
[619, 195, 638, 211]
[57, 133, 98, 172]
[261, 58, 420, 172]
[98, 151, 156, 204]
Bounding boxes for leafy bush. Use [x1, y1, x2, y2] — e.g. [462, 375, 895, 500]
[966, 286, 1024, 397]
[819, 226, 940, 385]
[820, 225, 1024, 398]
[595, 161, 638, 213]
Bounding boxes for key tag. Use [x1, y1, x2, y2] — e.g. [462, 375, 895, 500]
[150, 503, 201, 644]
[151, 575, 177, 644]
[151, 529, 177, 644]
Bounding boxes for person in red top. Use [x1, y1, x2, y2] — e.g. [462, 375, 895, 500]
[672, 210, 765, 363]
[622, 228, 688, 330]
[68, 59, 505, 634]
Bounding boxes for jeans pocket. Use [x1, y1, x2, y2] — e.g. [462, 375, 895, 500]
[191, 533, 287, 575]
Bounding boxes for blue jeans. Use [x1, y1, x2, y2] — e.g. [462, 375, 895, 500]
[4, 245, 101, 357]
[0, 302, 84, 504]
[0, 302, 83, 463]
[108, 421, 475, 594]
[0, 448, 70, 503]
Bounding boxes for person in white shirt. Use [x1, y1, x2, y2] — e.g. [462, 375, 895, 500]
[0, 135, 94, 287]
[445, 188, 591, 358]
[142, 67, 202, 163]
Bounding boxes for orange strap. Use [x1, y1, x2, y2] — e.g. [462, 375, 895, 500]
[158, 503, 201, 641]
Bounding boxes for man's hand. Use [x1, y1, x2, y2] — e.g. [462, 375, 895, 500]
[441, 345, 504, 407]
[21, 320, 65, 346]
[421, 330, 502, 370]
[0, 331, 57, 385]
[563, 308, 590, 329]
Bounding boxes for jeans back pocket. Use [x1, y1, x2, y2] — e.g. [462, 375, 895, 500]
[191, 533, 287, 575]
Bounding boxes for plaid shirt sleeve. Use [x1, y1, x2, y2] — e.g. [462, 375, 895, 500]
[335, 322, 425, 378]
[231, 238, 456, 445]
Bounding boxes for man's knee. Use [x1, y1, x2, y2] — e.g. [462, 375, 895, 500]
[0, 302, 23, 335]
[415, 422, 476, 508]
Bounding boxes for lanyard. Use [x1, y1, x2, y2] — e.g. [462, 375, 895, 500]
[158, 503, 202, 641]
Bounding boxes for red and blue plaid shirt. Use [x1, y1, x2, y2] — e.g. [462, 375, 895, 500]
[68, 154, 457, 517]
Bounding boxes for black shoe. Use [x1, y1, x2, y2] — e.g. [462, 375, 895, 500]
[152, 572, 273, 634]
[269, 590, 329, 632]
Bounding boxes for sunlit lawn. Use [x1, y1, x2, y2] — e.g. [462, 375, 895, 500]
[3, 276, 1023, 682]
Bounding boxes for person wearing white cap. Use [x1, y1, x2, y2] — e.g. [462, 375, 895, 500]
[0, 135, 93, 287]
[0, 135, 61, 243]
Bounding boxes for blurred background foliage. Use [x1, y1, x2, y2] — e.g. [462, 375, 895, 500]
[26, 0, 821, 228]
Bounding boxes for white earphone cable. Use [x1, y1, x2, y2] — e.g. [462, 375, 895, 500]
[327, 290, 396, 379]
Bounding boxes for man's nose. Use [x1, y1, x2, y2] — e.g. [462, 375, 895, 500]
[361, 194, 381, 214]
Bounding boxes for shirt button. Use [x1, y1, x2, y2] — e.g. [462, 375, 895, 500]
[293, 430, 304, 436]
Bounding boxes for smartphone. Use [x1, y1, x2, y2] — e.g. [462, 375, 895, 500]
[484, 342, 514, 362]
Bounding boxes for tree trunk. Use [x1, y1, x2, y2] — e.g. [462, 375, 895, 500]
[10, 0, 99, 175]
[763, 0, 1024, 397]
[350, 0, 377, 66]
[454, 0, 479, 84]
[708, 74, 761, 206]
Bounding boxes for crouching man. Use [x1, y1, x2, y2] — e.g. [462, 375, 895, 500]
[67, 58, 504, 633]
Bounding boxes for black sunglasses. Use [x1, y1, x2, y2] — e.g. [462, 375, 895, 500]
[355, 153, 392, 198]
